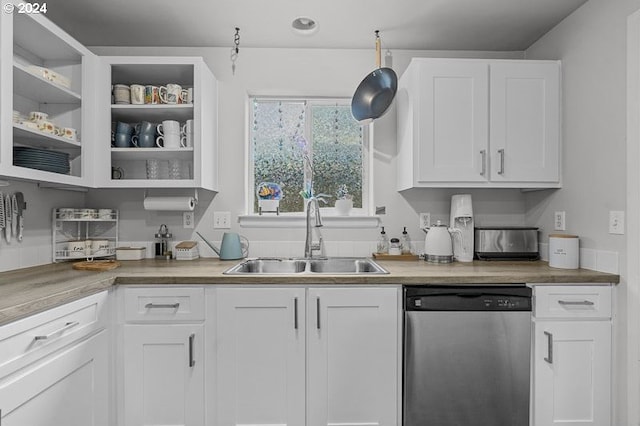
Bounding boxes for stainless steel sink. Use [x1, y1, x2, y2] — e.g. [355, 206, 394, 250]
[307, 258, 388, 274]
[223, 257, 388, 275]
[224, 258, 307, 274]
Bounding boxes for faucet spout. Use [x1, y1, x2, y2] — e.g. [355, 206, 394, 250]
[304, 197, 324, 258]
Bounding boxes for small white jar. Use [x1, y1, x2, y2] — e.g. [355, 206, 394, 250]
[549, 234, 579, 269]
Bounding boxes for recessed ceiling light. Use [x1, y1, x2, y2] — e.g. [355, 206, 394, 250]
[292, 16, 318, 36]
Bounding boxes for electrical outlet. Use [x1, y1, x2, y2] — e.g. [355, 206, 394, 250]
[213, 211, 231, 229]
[419, 213, 430, 229]
[554, 211, 566, 231]
[183, 212, 194, 229]
[609, 211, 625, 234]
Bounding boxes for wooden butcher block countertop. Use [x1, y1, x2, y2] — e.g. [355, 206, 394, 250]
[0, 258, 619, 326]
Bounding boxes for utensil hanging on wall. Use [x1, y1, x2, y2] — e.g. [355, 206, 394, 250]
[351, 30, 398, 124]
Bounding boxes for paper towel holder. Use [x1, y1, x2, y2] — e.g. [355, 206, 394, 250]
[143, 189, 199, 210]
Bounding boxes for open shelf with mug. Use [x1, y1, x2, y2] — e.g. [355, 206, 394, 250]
[52, 208, 119, 262]
[96, 57, 218, 191]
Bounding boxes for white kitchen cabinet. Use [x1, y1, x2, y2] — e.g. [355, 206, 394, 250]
[216, 288, 306, 426]
[95, 57, 218, 191]
[397, 58, 561, 189]
[307, 287, 400, 426]
[216, 286, 400, 426]
[532, 285, 612, 426]
[0, 1, 98, 187]
[119, 286, 206, 426]
[0, 291, 110, 426]
[123, 324, 204, 426]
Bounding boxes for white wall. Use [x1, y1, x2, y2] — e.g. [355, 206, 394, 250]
[88, 46, 527, 256]
[0, 179, 85, 272]
[524, 0, 640, 424]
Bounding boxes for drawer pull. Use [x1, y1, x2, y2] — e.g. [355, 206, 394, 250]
[544, 331, 553, 364]
[293, 297, 298, 330]
[34, 321, 80, 341]
[145, 302, 180, 309]
[558, 300, 594, 306]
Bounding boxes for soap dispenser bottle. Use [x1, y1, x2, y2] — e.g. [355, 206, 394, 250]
[401, 226, 412, 254]
[377, 226, 389, 254]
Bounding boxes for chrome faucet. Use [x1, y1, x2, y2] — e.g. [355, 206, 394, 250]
[304, 197, 325, 258]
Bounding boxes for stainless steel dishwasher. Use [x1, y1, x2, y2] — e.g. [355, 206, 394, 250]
[404, 285, 532, 426]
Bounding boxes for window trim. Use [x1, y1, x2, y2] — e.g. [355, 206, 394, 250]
[245, 95, 373, 217]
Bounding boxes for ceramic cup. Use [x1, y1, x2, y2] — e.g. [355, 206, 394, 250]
[29, 111, 48, 122]
[113, 132, 132, 148]
[98, 209, 113, 219]
[144, 85, 160, 104]
[115, 121, 134, 135]
[38, 120, 56, 134]
[130, 84, 145, 105]
[181, 88, 193, 104]
[68, 240, 88, 256]
[58, 208, 75, 219]
[159, 83, 182, 104]
[134, 121, 155, 135]
[156, 132, 182, 149]
[113, 84, 130, 104]
[131, 133, 155, 148]
[168, 159, 182, 179]
[111, 167, 124, 179]
[156, 120, 180, 135]
[63, 127, 77, 141]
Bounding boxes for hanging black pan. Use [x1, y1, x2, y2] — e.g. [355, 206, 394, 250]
[351, 30, 398, 124]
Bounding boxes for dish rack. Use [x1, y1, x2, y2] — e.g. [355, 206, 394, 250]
[52, 208, 119, 262]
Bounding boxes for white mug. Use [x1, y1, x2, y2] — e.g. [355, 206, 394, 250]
[159, 83, 182, 104]
[130, 84, 145, 105]
[181, 119, 194, 135]
[157, 120, 180, 136]
[181, 88, 193, 104]
[156, 132, 183, 149]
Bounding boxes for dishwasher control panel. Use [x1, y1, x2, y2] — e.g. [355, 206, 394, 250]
[405, 285, 532, 311]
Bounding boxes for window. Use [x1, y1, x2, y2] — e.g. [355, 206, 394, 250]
[249, 98, 369, 214]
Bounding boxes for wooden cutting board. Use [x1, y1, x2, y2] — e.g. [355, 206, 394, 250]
[72, 260, 121, 271]
[372, 253, 420, 261]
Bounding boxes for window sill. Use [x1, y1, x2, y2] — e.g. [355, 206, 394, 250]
[238, 214, 381, 229]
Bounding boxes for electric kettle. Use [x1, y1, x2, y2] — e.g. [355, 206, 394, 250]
[423, 220, 461, 264]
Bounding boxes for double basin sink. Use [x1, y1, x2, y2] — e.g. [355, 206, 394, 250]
[224, 257, 389, 275]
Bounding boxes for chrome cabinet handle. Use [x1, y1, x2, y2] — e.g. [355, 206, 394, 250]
[480, 150, 486, 176]
[316, 297, 321, 330]
[145, 302, 180, 309]
[34, 321, 80, 341]
[188, 333, 195, 367]
[558, 300, 595, 306]
[497, 149, 505, 175]
[544, 331, 553, 364]
[294, 297, 298, 330]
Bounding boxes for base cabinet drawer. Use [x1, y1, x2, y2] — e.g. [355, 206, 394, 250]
[123, 287, 205, 322]
[0, 330, 109, 426]
[534, 285, 611, 319]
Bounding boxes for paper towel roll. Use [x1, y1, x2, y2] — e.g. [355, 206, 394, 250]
[143, 196, 195, 211]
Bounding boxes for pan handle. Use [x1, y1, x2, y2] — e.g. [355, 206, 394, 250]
[375, 30, 381, 68]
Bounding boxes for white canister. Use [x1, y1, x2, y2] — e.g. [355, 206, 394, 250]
[549, 234, 579, 269]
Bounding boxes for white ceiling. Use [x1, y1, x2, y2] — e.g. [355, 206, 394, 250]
[45, 0, 588, 51]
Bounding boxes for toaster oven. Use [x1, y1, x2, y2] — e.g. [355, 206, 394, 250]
[474, 227, 539, 260]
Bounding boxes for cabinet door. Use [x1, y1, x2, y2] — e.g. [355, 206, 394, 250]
[0, 330, 108, 426]
[490, 62, 560, 182]
[416, 60, 489, 182]
[123, 324, 204, 426]
[307, 287, 400, 426]
[533, 320, 611, 426]
[216, 288, 306, 426]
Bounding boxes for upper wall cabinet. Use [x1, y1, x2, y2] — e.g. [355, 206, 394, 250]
[0, 2, 98, 187]
[94, 57, 219, 191]
[396, 58, 561, 189]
